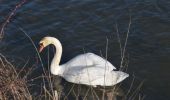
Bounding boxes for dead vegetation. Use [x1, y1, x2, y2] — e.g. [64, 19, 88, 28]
[0, 54, 32, 100]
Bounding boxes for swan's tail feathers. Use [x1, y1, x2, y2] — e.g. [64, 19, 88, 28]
[113, 71, 129, 84]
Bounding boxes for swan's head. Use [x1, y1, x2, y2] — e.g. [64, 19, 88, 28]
[39, 37, 54, 52]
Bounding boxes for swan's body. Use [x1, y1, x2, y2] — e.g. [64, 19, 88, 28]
[39, 37, 129, 87]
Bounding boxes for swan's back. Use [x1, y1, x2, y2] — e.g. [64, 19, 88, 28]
[62, 53, 116, 71]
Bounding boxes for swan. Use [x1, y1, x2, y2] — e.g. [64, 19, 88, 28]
[39, 36, 129, 87]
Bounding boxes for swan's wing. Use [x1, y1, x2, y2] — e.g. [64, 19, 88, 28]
[86, 53, 116, 70]
[61, 67, 106, 86]
[62, 53, 116, 71]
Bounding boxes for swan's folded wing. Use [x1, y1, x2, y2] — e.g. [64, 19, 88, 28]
[86, 53, 116, 70]
[63, 53, 116, 71]
[61, 67, 106, 85]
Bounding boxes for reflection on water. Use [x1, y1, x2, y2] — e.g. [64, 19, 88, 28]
[53, 76, 125, 100]
[1, 0, 170, 100]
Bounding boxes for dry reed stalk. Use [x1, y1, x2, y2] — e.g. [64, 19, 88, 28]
[0, 53, 32, 100]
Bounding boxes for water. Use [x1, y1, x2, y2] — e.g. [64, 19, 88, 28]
[1, 0, 170, 99]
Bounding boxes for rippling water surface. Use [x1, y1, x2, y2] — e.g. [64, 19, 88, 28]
[1, 0, 170, 100]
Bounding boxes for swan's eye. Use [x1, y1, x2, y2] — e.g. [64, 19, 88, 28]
[39, 43, 43, 46]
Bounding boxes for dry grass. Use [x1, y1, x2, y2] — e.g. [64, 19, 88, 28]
[0, 54, 32, 100]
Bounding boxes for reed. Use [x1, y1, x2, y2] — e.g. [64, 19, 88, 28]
[0, 53, 32, 100]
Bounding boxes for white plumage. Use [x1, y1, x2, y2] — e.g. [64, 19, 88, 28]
[39, 36, 129, 87]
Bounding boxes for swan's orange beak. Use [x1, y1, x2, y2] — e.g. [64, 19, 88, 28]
[39, 43, 44, 53]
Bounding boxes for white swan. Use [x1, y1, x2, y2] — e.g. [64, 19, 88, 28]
[39, 36, 129, 87]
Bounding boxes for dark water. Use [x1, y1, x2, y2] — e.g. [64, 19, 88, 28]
[1, 0, 170, 100]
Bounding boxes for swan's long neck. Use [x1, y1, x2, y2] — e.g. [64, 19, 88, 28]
[50, 38, 63, 75]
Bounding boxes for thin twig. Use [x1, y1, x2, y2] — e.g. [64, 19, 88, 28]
[120, 15, 132, 69]
[18, 27, 46, 75]
[115, 22, 123, 58]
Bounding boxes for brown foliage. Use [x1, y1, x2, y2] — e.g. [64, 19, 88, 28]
[0, 54, 32, 100]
